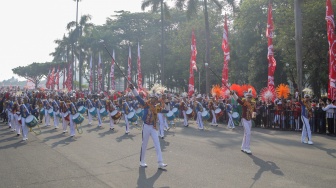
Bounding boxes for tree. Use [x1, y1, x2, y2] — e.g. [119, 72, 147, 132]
[174, 0, 235, 94]
[141, 0, 171, 85]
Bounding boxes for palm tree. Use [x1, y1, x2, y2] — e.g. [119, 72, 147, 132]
[175, 0, 235, 93]
[141, 0, 171, 85]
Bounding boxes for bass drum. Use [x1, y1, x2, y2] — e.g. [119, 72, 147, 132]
[25, 115, 38, 128]
[72, 113, 84, 124]
[186, 108, 194, 119]
[166, 111, 175, 121]
[201, 111, 210, 121]
[127, 111, 138, 123]
[111, 110, 122, 120]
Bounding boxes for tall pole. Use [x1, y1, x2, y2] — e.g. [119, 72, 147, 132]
[204, 0, 210, 95]
[294, 0, 303, 96]
[160, 0, 165, 85]
[74, 0, 79, 90]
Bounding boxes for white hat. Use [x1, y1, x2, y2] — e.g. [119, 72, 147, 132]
[196, 94, 202, 99]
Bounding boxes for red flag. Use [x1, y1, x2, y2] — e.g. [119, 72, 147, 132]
[222, 15, 230, 88]
[128, 46, 132, 84]
[55, 66, 60, 91]
[188, 30, 197, 97]
[89, 55, 93, 93]
[98, 52, 102, 92]
[137, 43, 143, 91]
[62, 68, 66, 89]
[266, 2, 277, 90]
[50, 67, 55, 90]
[46, 68, 51, 89]
[110, 50, 116, 90]
[66, 63, 73, 91]
[326, 0, 336, 99]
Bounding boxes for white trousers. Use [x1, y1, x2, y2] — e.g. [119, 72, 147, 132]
[97, 111, 102, 126]
[182, 111, 188, 126]
[124, 114, 130, 132]
[88, 111, 93, 124]
[11, 113, 18, 131]
[241, 118, 252, 150]
[196, 112, 203, 129]
[158, 113, 168, 137]
[69, 114, 75, 136]
[14, 114, 21, 134]
[140, 124, 163, 164]
[61, 112, 69, 132]
[211, 110, 217, 124]
[301, 116, 312, 142]
[21, 117, 28, 139]
[109, 112, 114, 129]
[53, 111, 59, 128]
[295, 117, 300, 130]
[7, 111, 12, 127]
[227, 112, 235, 128]
[44, 110, 50, 126]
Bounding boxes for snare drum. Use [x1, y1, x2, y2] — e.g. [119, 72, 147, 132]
[63, 112, 70, 122]
[78, 106, 87, 114]
[172, 107, 179, 117]
[55, 111, 61, 118]
[89, 107, 97, 116]
[186, 108, 194, 119]
[135, 108, 144, 117]
[48, 108, 54, 117]
[215, 108, 221, 114]
[232, 112, 239, 120]
[127, 111, 138, 123]
[99, 108, 108, 117]
[111, 110, 122, 120]
[166, 111, 175, 121]
[72, 113, 84, 124]
[201, 111, 210, 120]
[25, 115, 38, 128]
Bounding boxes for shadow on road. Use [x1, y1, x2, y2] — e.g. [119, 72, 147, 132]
[248, 155, 284, 188]
[313, 145, 336, 158]
[50, 136, 76, 148]
[98, 129, 117, 137]
[116, 133, 136, 142]
[137, 167, 168, 188]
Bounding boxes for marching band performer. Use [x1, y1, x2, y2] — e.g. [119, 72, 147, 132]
[158, 94, 169, 139]
[60, 97, 69, 134]
[12, 97, 20, 134]
[68, 96, 78, 137]
[299, 93, 314, 145]
[195, 94, 204, 130]
[43, 95, 52, 127]
[180, 93, 189, 127]
[86, 94, 94, 125]
[51, 95, 60, 129]
[94, 94, 104, 128]
[226, 100, 235, 129]
[6, 97, 13, 129]
[106, 96, 116, 131]
[20, 97, 32, 141]
[208, 98, 218, 126]
[122, 95, 132, 134]
[231, 89, 256, 154]
[129, 84, 168, 169]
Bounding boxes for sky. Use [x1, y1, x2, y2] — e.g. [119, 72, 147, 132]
[0, 0, 144, 82]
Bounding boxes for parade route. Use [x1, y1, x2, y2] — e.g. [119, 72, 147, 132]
[1, 119, 335, 188]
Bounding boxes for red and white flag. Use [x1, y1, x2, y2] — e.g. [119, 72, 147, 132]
[89, 55, 93, 93]
[222, 15, 230, 88]
[62, 68, 66, 89]
[127, 46, 132, 85]
[50, 67, 55, 90]
[98, 52, 102, 92]
[326, 0, 336, 99]
[188, 30, 197, 97]
[66, 63, 73, 91]
[137, 42, 143, 91]
[55, 65, 60, 91]
[110, 50, 116, 90]
[266, 2, 277, 90]
[46, 68, 51, 89]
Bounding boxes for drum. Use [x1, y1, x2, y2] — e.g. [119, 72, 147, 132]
[186, 108, 194, 119]
[63, 112, 70, 121]
[111, 110, 122, 120]
[40, 108, 45, 115]
[172, 107, 179, 117]
[78, 106, 87, 114]
[99, 108, 108, 117]
[48, 108, 54, 117]
[215, 108, 222, 114]
[55, 111, 61, 118]
[18, 116, 22, 125]
[135, 108, 144, 118]
[25, 115, 38, 128]
[166, 111, 175, 121]
[72, 113, 84, 124]
[89, 107, 97, 116]
[201, 111, 210, 120]
[232, 112, 239, 120]
[127, 111, 138, 123]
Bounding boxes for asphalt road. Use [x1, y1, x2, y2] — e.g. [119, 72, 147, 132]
[0, 117, 335, 188]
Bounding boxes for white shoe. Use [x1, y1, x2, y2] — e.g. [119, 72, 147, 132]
[232, 127, 235, 129]
[308, 141, 313, 145]
[244, 149, 252, 154]
[158, 163, 167, 169]
[22, 138, 26, 141]
[140, 163, 147, 167]
[55, 126, 59, 129]
[302, 141, 308, 144]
